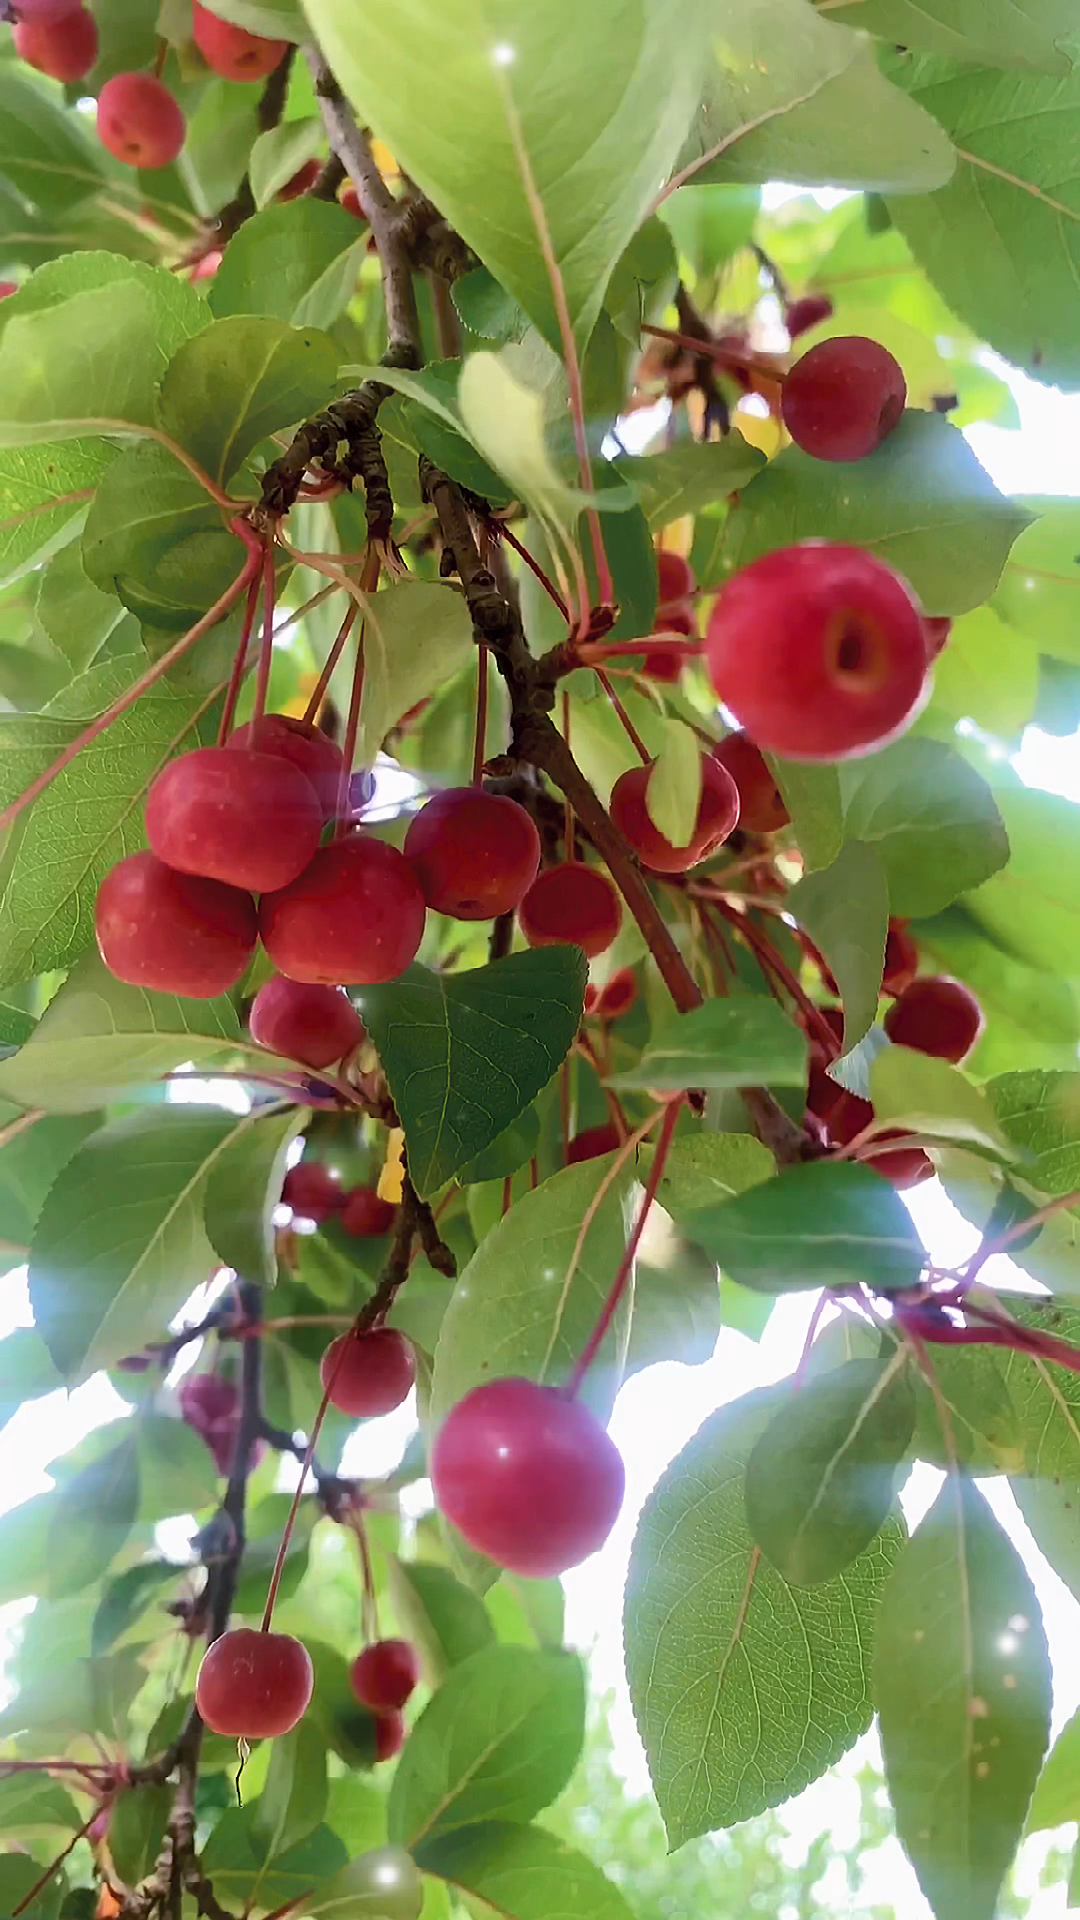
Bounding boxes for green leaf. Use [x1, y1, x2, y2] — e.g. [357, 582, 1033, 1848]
[0, 1328, 62, 1427]
[210, 199, 376, 328]
[745, 1354, 915, 1585]
[788, 841, 889, 1052]
[607, 996, 807, 1093]
[680, 1160, 927, 1295]
[0, 950, 244, 1113]
[625, 1385, 905, 1845]
[968, 786, 1080, 974]
[868, 1045, 1009, 1153]
[885, 53, 1080, 389]
[993, 507, 1080, 667]
[200, 1812, 348, 1909]
[249, 118, 325, 208]
[387, 1646, 585, 1846]
[310, 1849, 424, 1919]
[645, 1130, 777, 1218]
[202, 0, 304, 32]
[28, 1108, 250, 1381]
[911, 1338, 1022, 1475]
[988, 1070, 1080, 1194]
[0, 1772, 81, 1837]
[874, 1476, 1051, 1920]
[47, 1431, 139, 1597]
[0, 1649, 147, 1742]
[91, 1560, 178, 1657]
[0, 441, 115, 588]
[992, 1298, 1080, 1596]
[307, 0, 712, 350]
[253, 1719, 329, 1861]
[0, 1111, 97, 1264]
[0, 69, 105, 217]
[458, 348, 586, 540]
[721, 414, 1028, 617]
[109, 1785, 170, 1887]
[1028, 1706, 1080, 1832]
[358, 578, 476, 763]
[431, 1156, 634, 1428]
[387, 1558, 494, 1685]
[825, 0, 1075, 71]
[36, 539, 127, 672]
[622, 435, 764, 528]
[359, 950, 586, 1196]
[82, 439, 243, 631]
[415, 1822, 637, 1920]
[158, 317, 340, 489]
[204, 1107, 303, 1287]
[135, 1413, 220, 1520]
[644, 718, 702, 848]
[930, 604, 1039, 737]
[843, 739, 1009, 918]
[768, 758, 844, 872]
[0, 1857, 61, 1920]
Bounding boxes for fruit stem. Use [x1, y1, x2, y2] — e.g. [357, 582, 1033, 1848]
[594, 667, 651, 764]
[472, 644, 489, 786]
[567, 1097, 682, 1396]
[303, 603, 358, 727]
[334, 615, 366, 834]
[498, 523, 570, 620]
[961, 1185, 1080, 1285]
[252, 536, 277, 724]
[217, 572, 262, 745]
[11, 1808, 103, 1918]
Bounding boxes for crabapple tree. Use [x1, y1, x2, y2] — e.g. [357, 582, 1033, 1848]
[0, 5, 1078, 1920]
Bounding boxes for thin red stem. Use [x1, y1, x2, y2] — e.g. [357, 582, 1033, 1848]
[595, 668, 651, 764]
[303, 603, 358, 726]
[472, 644, 489, 786]
[352, 1509, 380, 1643]
[12, 1808, 101, 1917]
[217, 575, 262, 744]
[260, 1380, 336, 1633]
[499, 524, 570, 620]
[568, 1098, 682, 1396]
[333, 618, 366, 834]
[252, 537, 277, 724]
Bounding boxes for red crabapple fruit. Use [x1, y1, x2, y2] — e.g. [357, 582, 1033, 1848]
[609, 754, 739, 874]
[924, 616, 952, 659]
[228, 714, 344, 822]
[518, 863, 622, 958]
[705, 542, 928, 760]
[340, 1188, 397, 1238]
[594, 968, 636, 1021]
[870, 1134, 935, 1189]
[785, 292, 834, 339]
[12, 0, 84, 17]
[95, 852, 256, 998]
[259, 835, 426, 985]
[320, 1328, 416, 1417]
[14, 6, 97, 81]
[192, 1, 287, 80]
[656, 550, 695, 605]
[146, 747, 323, 894]
[0, 283, 15, 299]
[431, 1377, 625, 1578]
[250, 977, 364, 1069]
[404, 789, 541, 920]
[195, 1627, 313, 1739]
[278, 158, 322, 201]
[339, 182, 367, 221]
[282, 1160, 344, 1222]
[782, 336, 906, 462]
[882, 920, 919, 997]
[710, 733, 790, 835]
[883, 976, 984, 1063]
[567, 1123, 621, 1165]
[374, 1711, 405, 1761]
[349, 1639, 420, 1713]
[97, 74, 186, 169]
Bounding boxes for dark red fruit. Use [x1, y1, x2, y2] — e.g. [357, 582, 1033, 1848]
[782, 336, 906, 462]
[350, 1639, 420, 1713]
[808, 1073, 871, 1144]
[278, 158, 321, 201]
[594, 968, 636, 1022]
[195, 1628, 313, 1739]
[97, 73, 186, 169]
[882, 920, 919, 997]
[374, 1710, 405, 1761]
[785, 292, 834, 339]
[431, 1376, 625, 1578]
[179, 1372, 238, 1431]
[14, 5, 98, 81]
[282, 1160, 344, 1222]
[340, 1188, 396, 1238]
[656, 551, 695, 604]
[642, 645, 685, 683]
[871, 1133, 935, 1189]
[884, 976, 984, 1063]
[610, 755, 739, 874]
[404, 789, 541, 920]
[924, 616, 952, 660]
[250, 977, 364, 1069]
[12, 0, 86, 18]
[710, 732, 790, 835]
[0, 283, 16, 299]
[654, 601, 696, 638]
[518, 863, 622, 958]
[260, 836, 426, 986]
[228, 714, 344, 823]
[705, 542, 928, 760]
[146, 747, 323, 894]
[95, 852, 256, 998]
[567, 1122, 621, 1165]
[339, 181, 367, 221]
[320, 1328, 416, 1417]
[192, 1, 287, 79]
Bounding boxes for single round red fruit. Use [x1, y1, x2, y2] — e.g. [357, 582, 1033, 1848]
[710, 732, 790, 835]
[11, 0, 83, 17]
[656, 550, 695, 604]
[882, 920, 919, 997]
[432, 1377, 625, 1577]
[642, 645, 684, 683]
[195, 1628, 313, 1739]
[147, 746, 323, 894]
[594, 968, 636, 1021]
[404, 789, 541, 920]
[705, 542, 928, 760]
[782, 336, 906, 462]
[610, 754, 739, 874]
[97, 74, 186, 170]
[192, 1, 287, 79]
[95, 852, 256, 998]
[282, 1160, 344, 1222]
[785, 292, 834, 339]
[884, 975, 984, 1063]
[278, 158, 321, 201]
[179, 1371, 238, 1434]
[518, 863, 622, 958]
[250, 977, 364, 1069]
[260, 835, 426, 985]
[350, 1640, 420, 1713]
[228, 715, 344, 823]
[340, 1188, 397, 1238]
[567, 1122, 621, 1165]
[374, 1710, 405, 1761]
[924, 615, 952, 659]
[871, 1133, 935, 1189]
[14, 6, 98, 81]
[321, 1328, 416, 1417]
[339, 181, 367, 221]
[654, 602, 697, 639]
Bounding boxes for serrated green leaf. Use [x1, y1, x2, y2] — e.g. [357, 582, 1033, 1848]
[359, 950, 586, 1196]
[991, 1297, 1080, 1596]
[826, 0, 1075, 71]
[0, 441, 115, 589]
[388, 1646, 585, 1846]
[607, 996, 807, 1093]
[204, 1107, 303, 1287]
[625, 1385, 905, 1845]
[47, 1430, 139, 1598]
[82, 439, 244, 631]
[843, 738, 1009, 917]
[745, 1354, 915, 1585]
[645, 1130, 777, 1217]
[622, 434, 764, 529]
[200, 1811, 348, 1908]
[874, 1476, 1051, 1920]
[210, 199, 372, 327]
[680, 1159, 927, 1294]
[158, 317, 340, 489]
[249, 118, 324, 208]
[988, 1069, 1080, 1193]
[768, 757, 844, 872]
[931, 604, 1039, 737]
[968, 786, 1080, 974]
[0, 69, 105, 218]
[788, 840, 889, 1051]
[358, 578, 476, 763]
[994, 507, 1080, 667]
[36, 539, 127, 671]
[1028, 1705, 1080, 1832]
[0, 1772, 81, 1837]
[310, 1849, 424, 1919]
[91, 1560, 177, 1657]
[870, 1045, 1013, 1151]
[388, 1558, 494, 1686]
[253, 1719, 328, 1861]
[644, 718, 702, 847]
[415, 1822, 637, 1920]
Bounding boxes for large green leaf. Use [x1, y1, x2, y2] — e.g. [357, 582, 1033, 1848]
[204, 1107, 303, 1288]
[0, 441, 115, 588]
[768, 759, 844, 873]
[967, 787, 1080, 973]
[386, 1559, 494, 1685]
[645, 1130, 776, 1218]
[994, 507, 1080, 666]
[358, 579, 476, 762]
[1028, 1706, 1080, 1832]
[625, 1386, 905, 1845]
[870, 1046, 1013, 1153]
[788, 841, 889, 1052]
[996, 1299, 1080, 1599]
[415, 1822, 637, 1920]
[0, 68, 105, 218]
[210, 200, 367, 328]
[680, 1160, 927, 1295]
[874, 1476, 1051, 1920]
[826, 0, 1075, 70]
[623, 436, 764, 528]
[305, 0, 713, 350]
[359, 951, 586, 1197]
[46, 1430, 139, 1598]
[988, 1069, 1080, 1194]
[607, 996, 807, 1093]
[842, 739, 1009, 918]
[388, 1647, 584, 1846]
[158, 317, 341, 489]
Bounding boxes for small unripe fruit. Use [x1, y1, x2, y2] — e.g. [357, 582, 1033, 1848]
[250, 977, 364, 1069]
[147, 746, 323, 895]
[782, 336, 906, 462]
[350, 1639, 420, 1712]
[320, 1328, 416, 1418]
[14, 6, 98, 82]
[710, 733, 790, 835]
[228, 714, 344, 823]
[195, 1628, 313, 1738]
[883, 976, 984, 1063]
[340, 1188, 397, 1238]
[260, 836, 426, 986]
[609, 754, 739, 873]
[518, 863, 622, 959]
[95, 852, 256, 998]
[192, 1, 287, 81]
[404, 789, 540, 920]
[97, 73, 186, 170]
[282, 1160, 344, 1222]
